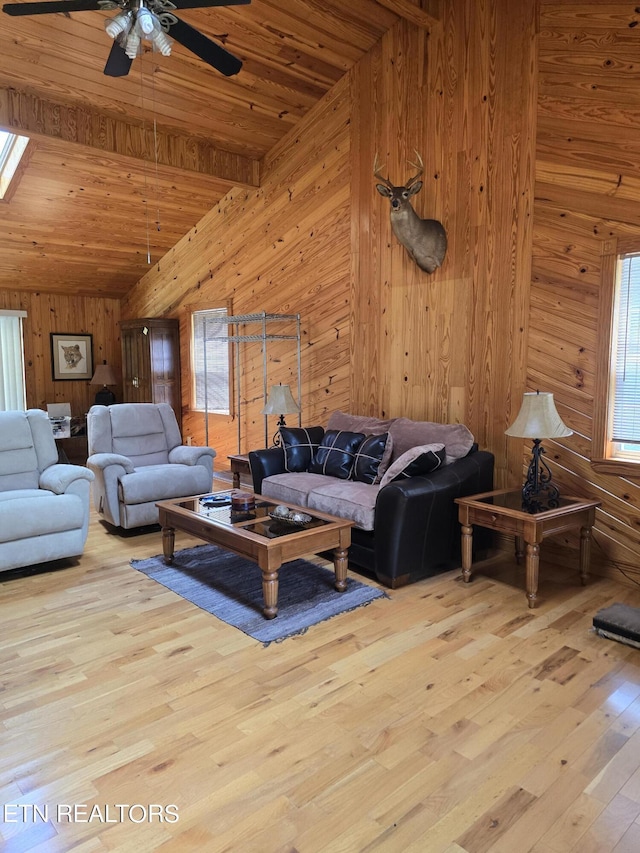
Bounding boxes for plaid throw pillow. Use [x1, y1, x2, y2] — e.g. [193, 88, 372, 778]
[351, 433, 390, 484]
[308, 430, 366, 479]
[279, 426, 325, 472]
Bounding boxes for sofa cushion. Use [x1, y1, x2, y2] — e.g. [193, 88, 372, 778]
[118, 464, 212, 505]
[0, 493, 85, 543]
[307, 480, 379, 531]
[327, 411, 397, 434]
[308, 430, 366, 479]
[379, 443, 446, 487]
[262, 472, 333, 508]
[0, 410, 41, 492]
[0, 489, 54, 503]
[279, 426, 325, 472]
[351, 433, 391, 485]
[388, 418, 474, 464]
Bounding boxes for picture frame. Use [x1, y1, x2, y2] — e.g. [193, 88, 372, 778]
[50, 333, 94, 381]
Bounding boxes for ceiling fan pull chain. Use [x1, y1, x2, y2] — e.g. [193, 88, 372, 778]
[139, 59, 152, 264]
[151, 68, 161, 233]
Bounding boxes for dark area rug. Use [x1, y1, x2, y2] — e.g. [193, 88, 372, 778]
[131, 544, 387, 645]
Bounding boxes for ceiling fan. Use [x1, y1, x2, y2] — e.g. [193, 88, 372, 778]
[2, 0, 250, 77]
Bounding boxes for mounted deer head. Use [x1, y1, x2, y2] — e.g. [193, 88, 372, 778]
[374, 152, 447, 274]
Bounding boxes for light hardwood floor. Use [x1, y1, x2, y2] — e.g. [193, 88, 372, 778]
[2, 511, 640, 852]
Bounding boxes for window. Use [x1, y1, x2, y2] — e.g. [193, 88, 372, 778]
[0, 309, 27, 411]
[0, 131, 29, 200]
[593, 239, 640, 473]
[191, 307, 230, 415]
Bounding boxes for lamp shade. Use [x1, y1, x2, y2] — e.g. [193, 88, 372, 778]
[261, 384, 300, 416]
[505, 391, 572, 439]
[91, 362, 117, 387]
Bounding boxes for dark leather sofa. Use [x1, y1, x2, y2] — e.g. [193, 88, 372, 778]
[249, 443, 494, 588]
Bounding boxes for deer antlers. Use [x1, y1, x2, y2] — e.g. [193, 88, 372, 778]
[405, 151, 424, 188]
[373, 152, 393, 189]
[373, 150, 424, 188]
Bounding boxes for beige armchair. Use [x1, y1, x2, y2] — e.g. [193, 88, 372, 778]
[87, 402, 216, 530]
[0, 409, 94, 573]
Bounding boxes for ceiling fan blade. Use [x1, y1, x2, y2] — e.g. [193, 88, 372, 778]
[3, 0, 106, 15]
[167, 0, 250, 7]
[167, 17, 242, 76]
[104, 41, 132, 77]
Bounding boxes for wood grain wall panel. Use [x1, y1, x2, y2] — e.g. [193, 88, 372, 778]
[351, 1, 537, 488]
[535, 180, 640, 228]
[123, 76, 352, 461]
[529, 1, 640, 577]
[529, 290, 598, 340]
[0, 288, 121, 418]
[551, 445, 640, 520]
[527, 326, 595, 376]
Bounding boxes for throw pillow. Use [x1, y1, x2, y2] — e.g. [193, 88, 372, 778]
[388, 418, 474, 465]
[308, 430, 366, 479]
[351, 433, 391, 484]
[327, 411, 396, 477]
[279, 426, 325, 472]
[379, 443, 446, 487]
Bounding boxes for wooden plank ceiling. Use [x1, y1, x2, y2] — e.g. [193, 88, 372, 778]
[0, 0, 428, 297]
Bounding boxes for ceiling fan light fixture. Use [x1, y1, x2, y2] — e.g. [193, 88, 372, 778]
[2, 0, 248, 77]
[124, 28, 140, 58]
[104, 10, 131, 40]
[151, 28, 172, 56]
[136, 5, 154, 35]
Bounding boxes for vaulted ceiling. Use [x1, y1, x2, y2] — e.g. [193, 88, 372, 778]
[0, 0, 436, 298]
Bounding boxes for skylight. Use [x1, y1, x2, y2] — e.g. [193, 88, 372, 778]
[0, 130, 29, 200]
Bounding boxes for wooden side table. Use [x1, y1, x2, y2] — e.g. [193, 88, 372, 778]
[228, 453, 252, 489]
[455, 489, 601, 608]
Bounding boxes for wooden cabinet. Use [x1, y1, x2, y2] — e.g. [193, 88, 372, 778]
[119, 318, 181, 426]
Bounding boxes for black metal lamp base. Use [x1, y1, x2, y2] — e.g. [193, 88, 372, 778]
[521, 438, 561, 514]
[94, 387, 116, 406]
[272, 414, 288, 447]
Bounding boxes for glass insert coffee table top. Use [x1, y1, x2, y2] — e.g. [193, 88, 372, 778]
[175, 491, 330, 538]
[473, 491, 584, 513]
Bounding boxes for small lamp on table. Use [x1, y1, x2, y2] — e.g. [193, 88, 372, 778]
[261, 383, 301, 446]
[505, 390, 573, 514]
[91, 361, 118, 406]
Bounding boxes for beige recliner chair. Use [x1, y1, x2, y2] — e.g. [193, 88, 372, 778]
[0, 409, 94, 573]
[86, 402, 216, 530]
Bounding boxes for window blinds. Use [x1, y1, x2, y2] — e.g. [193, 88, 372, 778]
[192, 308, 230, 414]
[612, 254, 640, 444]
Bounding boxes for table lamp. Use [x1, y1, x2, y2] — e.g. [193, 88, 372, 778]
[261, 383, 300, 445]
[91, 361, 117, 405]
[505, 390, 573, 513]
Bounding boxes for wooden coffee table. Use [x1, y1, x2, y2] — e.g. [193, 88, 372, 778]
[156, 490, 353, 619]
[455, 489, 601, 608]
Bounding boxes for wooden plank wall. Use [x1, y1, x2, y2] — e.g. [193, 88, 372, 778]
[351, 1, 538, 489]
[530, 1, 640, 578]
[122, 78, 352, 462]
[0, 290, 121, 418]
[123, 0, 538, 483]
